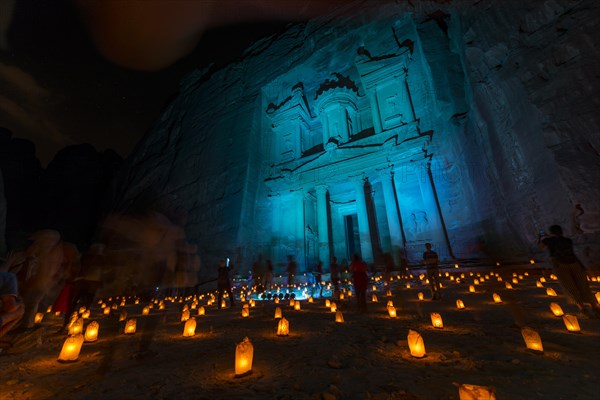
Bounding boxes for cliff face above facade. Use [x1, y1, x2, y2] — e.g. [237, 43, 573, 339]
[106, 0, 600, 278]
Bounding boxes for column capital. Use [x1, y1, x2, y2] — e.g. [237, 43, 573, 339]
[315, 184, 328, 195]
[350, 174, 368, 187]
[378, 166, 395, 180]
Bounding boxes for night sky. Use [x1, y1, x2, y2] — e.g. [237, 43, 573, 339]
[0, 0, 295, 165]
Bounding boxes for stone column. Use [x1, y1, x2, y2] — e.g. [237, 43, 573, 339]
[380, 168, 403, 265]
[315, 185, 330, 264]
[368, 92, 383, 134]
[294, 188, 306, 271]
[416, 161, 451, 259]
[321, 112, 329, 145]
[352, 177, 373, 263]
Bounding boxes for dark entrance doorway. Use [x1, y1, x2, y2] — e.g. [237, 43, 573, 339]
[345, 214, 360, 260]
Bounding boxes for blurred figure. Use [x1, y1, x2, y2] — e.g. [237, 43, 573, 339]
[423, 243, 441, 300]
[314, 260, 323, 298]
[217, 259, 235, 309]
[264, 259, 274, 290]
[350, 253, 368, 312]
[539, 225, 600, 318]
[0, 270, 24, 339]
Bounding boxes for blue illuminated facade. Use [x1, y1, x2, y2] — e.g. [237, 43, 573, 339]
[111, 2, 600, 280]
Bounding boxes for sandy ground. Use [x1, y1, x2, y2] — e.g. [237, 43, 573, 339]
[1, 265, 599, 400]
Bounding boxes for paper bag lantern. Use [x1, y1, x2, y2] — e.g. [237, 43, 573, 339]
[34, 312, 44, 324]
[372, 294, 378, 302]
[235, 337, 254, 377]
[418, 292, 424, 301]
[84, 321, 99, 342]
[294, 301, 301, 311]
[407, 329, 426, 358]
[196, 306, 205, 316]
[82, 309, 91, 319]
[550, 274, 558, 280]
[539, 276, 546, 283]
[387, 300, 393, 307]
[308, 296, 314, 303]
[549, 302, 564, 317]
[562, 314, 581, 332]
[430, 312, 443, 329]
[339, 292, 345, 300]
[274, 307, 282, 319]
[241, 307, 250, 318]
[388, 305, 397, 318]
[492, 293, 502, 303]
[546, 288, 557, 297]
[221, 299, 227, 308]
[119, 309, 128, 322]
[458, 383, 496, 400]
[57, 334, 84, 362]
[103, 307, 111, 315]
[325, 299, 331, 308]
[335, 310, 344, 323]
[183, 318, 197, 337]
[504, 282, 513, 289]
[274, 297, 280, 304]
[521, 327, 543, 353]
[595, 292, 600, 304]
[180, 309, 190, 322]
[69, 317, 84, 335]
[372, 285, 377, 291]
[456, 299, 465, 309]
[124, 318, 137, 334]
[330, 302, 337, 313]
[536, 280, 544, 288]
[277, 317, 290, 336]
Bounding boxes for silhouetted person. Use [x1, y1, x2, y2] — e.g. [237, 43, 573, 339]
[314, 260, 323, 298]
[330, 256, 340, 298]
[539, 225, 600, 318]
[423, 243, 441, 300]
[264, 259, 274, 290]
[286, 255, 297, 287]
[350, 254, 368, 312]
[217, 259, 235, 309]
[383, 252, 394, 283]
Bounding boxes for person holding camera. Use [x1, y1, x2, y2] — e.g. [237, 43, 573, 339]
[538, 225, 600, 319]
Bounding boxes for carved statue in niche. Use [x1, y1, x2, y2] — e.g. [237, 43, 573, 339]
[415, 211, 429, 234]
[405, 210, 429, 239]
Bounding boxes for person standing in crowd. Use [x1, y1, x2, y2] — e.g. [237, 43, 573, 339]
[539, 225, 600, 318]
[330, 256, 340, 298]
[217, 259, 235, 309]
[423, 243, 442, 300]
[350, 254, 368, 312]
[314, 260, 323, 298]
[264, 259, 274, 291]
[0, 271, 24, 339]
[286, 255, 297, 287]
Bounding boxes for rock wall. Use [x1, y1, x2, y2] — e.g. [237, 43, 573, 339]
[0, 128, 123, 251]
[107, 0, 600, 276]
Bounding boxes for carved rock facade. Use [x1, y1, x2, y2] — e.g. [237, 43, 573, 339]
[108, 0, 600, 276]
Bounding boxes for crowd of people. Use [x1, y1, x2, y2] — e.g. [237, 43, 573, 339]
[2, 223, 599, 351]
